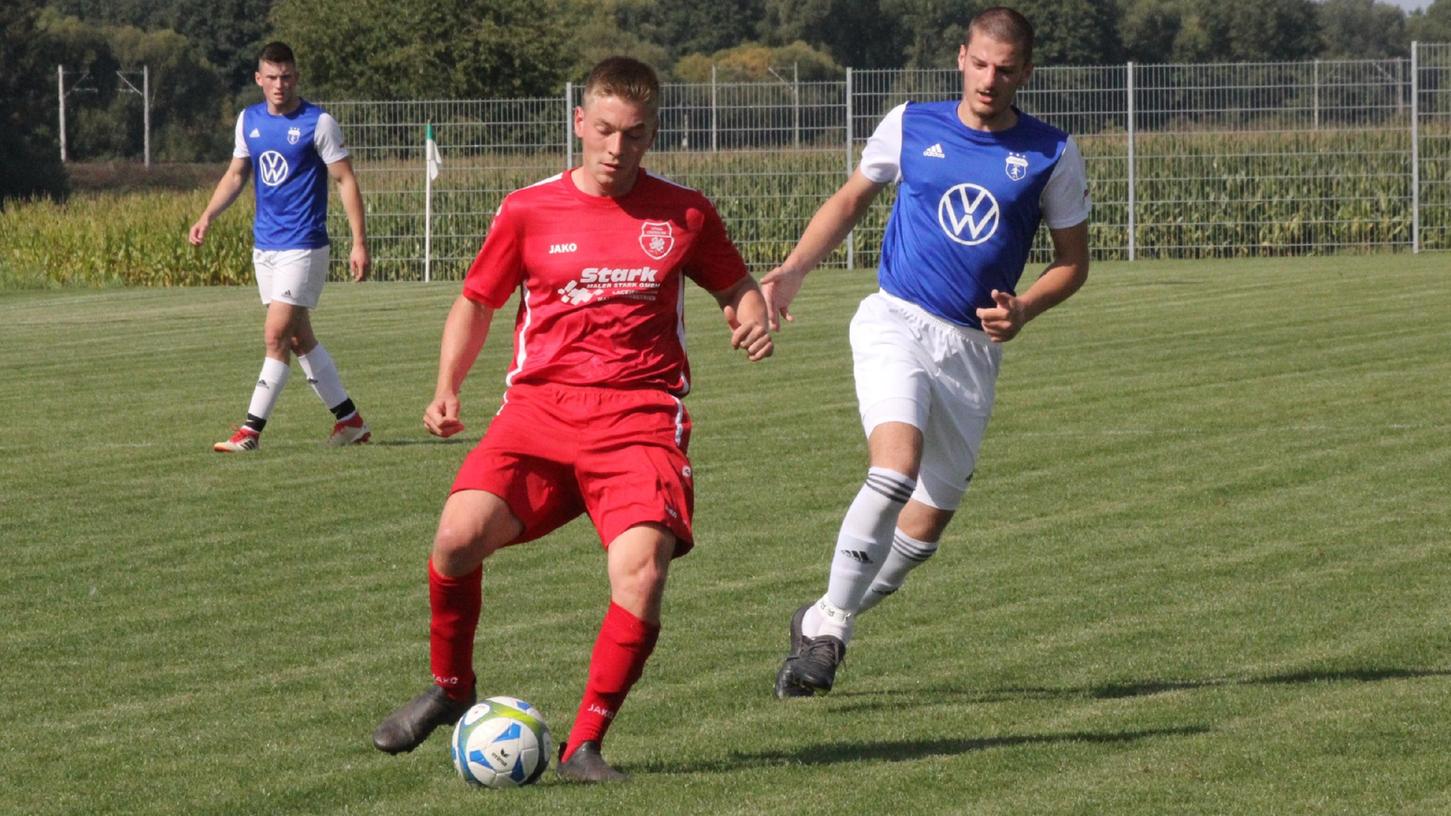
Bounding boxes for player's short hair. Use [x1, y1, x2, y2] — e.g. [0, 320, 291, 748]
[582, 57, 661, 118]
[258, 42, 297, 68]
[966, 7, 1034, 63]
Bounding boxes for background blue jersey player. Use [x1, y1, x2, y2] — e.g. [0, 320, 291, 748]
[189, 41, 372, 453]
[762, 6, 1091, 698]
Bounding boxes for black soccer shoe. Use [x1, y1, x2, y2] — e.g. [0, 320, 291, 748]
[789, 633, 846, 692]
[556, 741, 628, 783]
[371, 685, 475, 755]
[774, 604, 817, 699]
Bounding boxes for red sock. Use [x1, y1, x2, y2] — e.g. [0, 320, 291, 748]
[562, 602, 660, 762]
[428, 559, 482, 701]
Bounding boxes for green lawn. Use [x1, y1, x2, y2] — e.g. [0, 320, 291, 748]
[2, 255, 1449, 814]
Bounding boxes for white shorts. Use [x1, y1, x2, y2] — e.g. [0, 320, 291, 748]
[850, 290, 1003, 511]
[253, 247, 329, 309]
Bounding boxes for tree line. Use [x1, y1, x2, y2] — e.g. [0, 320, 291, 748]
[5, 0, 1451, 205]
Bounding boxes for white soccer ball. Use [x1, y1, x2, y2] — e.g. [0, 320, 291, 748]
[449, 696, 553, 788]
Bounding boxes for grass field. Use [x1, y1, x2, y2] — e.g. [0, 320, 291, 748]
[2, 255, 1449, 814]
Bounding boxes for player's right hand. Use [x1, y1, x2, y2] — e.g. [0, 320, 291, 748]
[187, 220, 208, 246]
[424, 394, 465, 438]
[759, 265, 806, 332]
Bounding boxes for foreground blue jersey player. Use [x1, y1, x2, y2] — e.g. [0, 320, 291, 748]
[763, 6, 1091, 698]
[190, 41, 372, 453]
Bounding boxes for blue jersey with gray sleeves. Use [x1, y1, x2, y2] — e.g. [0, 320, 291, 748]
[861, 101, 1089, 329]
[234, 100, 344, 250]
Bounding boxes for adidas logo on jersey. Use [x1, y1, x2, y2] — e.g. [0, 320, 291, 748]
[249, 128, 261, 138]
[923, 143, 946, 158]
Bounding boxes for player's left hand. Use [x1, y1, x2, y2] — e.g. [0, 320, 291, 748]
[975, 289, 1026, 343]
[350, 244, 370, 282]
[730, 319, 773, 361]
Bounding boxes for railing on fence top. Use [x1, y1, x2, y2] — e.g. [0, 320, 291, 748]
[324, 44, 1451, 282]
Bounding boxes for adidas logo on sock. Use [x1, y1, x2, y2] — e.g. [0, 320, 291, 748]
[922, 143, 946, 158]
[256, 379, 269, 388]
[841, 549, 873, 564]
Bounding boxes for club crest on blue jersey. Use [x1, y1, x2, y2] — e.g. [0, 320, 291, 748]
[639, 220, 675, 260]
[1005, 152, 1029, 181]
[936, 183, 1000, 246]
[287, 126, 301, 145]
[258, 151, 291, 186]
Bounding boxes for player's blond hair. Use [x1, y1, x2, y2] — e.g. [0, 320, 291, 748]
[582, 57, 661, 118]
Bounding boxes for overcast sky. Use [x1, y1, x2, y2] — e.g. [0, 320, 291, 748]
[1384, 0, 1431, 10]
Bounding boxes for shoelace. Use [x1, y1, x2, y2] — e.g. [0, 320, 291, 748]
[800, 635, 844, 667]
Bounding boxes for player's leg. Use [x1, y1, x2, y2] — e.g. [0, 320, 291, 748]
[372, 490, 524, 754]
[557, 523, 674, 783]
[858, 321, 1000, 613]
[216, 251, 293, 451]
[281, 248, 370, 445]
[777, 293, 927, 696]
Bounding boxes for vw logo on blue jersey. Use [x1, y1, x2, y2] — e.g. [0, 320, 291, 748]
[937, 183, 1000, 246]
[258, 151, 291, 187]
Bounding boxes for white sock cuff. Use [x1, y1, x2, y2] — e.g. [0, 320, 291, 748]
[865, 467, 916, 504]
[891, 529, 939, 563]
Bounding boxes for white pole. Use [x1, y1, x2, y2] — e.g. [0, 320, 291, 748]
[58, 65, 67, 163]
[711, 64, 718, 153]
[1410, 43, 1420, 254]
[1127, 61, 1136, 262]
[844, 68, 854, 271]
[143, 65, 151, 168]
[424, 125, 433, 283]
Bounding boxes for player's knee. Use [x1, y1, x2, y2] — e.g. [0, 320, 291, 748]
[431, 526, 493, 573]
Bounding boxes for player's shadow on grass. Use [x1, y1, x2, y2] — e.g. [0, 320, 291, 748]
[825, 666, 1451, 710]
[644, 725, 1208, 773]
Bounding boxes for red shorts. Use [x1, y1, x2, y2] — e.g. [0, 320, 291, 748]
[451, 382, 696, 556]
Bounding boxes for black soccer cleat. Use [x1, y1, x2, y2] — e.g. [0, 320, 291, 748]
[556, 741, 627, 783]
[773, 603, 847, 698]
[372, 685, 475, 755]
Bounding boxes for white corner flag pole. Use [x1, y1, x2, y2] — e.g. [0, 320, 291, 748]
[424, 122, 440, 282]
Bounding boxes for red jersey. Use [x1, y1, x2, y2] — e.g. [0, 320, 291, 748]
[462, 170, 748, 396]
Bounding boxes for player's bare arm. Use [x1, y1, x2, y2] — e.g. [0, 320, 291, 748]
[188, 158, 251, 246]
[975, 220, 1089, 343]
[425, 295, 496, 437]
[760, 170, 885, 330]
[711, 276, 773, 361]
[328, 157, 370, 281]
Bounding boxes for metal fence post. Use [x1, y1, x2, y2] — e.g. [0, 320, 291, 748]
[1411, 42, 1420, 254]
[143, 65, 150, 168]
[711, 64, 719, 153]
[565, 81, 573, 169]
[845, 67, 854, 271]
[58, 66, 66, 163]
[1313, 59, 1320, 130]
[1127, 61, 1136, 262]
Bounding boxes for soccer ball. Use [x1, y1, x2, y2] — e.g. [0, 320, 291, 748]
[449, 696, 553, 788]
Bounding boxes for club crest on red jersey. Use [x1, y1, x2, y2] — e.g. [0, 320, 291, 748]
[639, 221, 675, 260]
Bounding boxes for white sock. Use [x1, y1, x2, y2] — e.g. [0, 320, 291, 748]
[809, 467, 915, 641]
[296, 344, 350, 413]
[246, 357, 291, 423]
[858, 528, 939, 614]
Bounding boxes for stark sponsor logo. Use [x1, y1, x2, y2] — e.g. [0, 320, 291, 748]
[580, 266, 657, 284]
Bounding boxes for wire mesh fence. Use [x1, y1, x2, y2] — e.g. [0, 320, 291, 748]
[324, 45, 1450, 282]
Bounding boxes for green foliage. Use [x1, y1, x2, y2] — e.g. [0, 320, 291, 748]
[1317, 0, 1409, 59]
[269, 0, 586, 99]
[0, 0, 69, 206]
[673, 41, 842, 82]
[3, 257, 1451, 813]
[1409, 0, 1451, 43]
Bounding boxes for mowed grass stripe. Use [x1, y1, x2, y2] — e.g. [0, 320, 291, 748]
[2, 253, 1449, 815]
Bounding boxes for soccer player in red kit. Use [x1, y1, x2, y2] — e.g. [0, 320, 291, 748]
[371, 57, 773, 783]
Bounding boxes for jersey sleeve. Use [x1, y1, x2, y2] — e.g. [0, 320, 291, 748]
[858, 103, 906, 184]
[1040, 136, 1090, 229]
[314, 112, 350, 164]
[462, 197, 525, 307]
[685, 197, 748, 293]
[232, 112, 249, 159]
